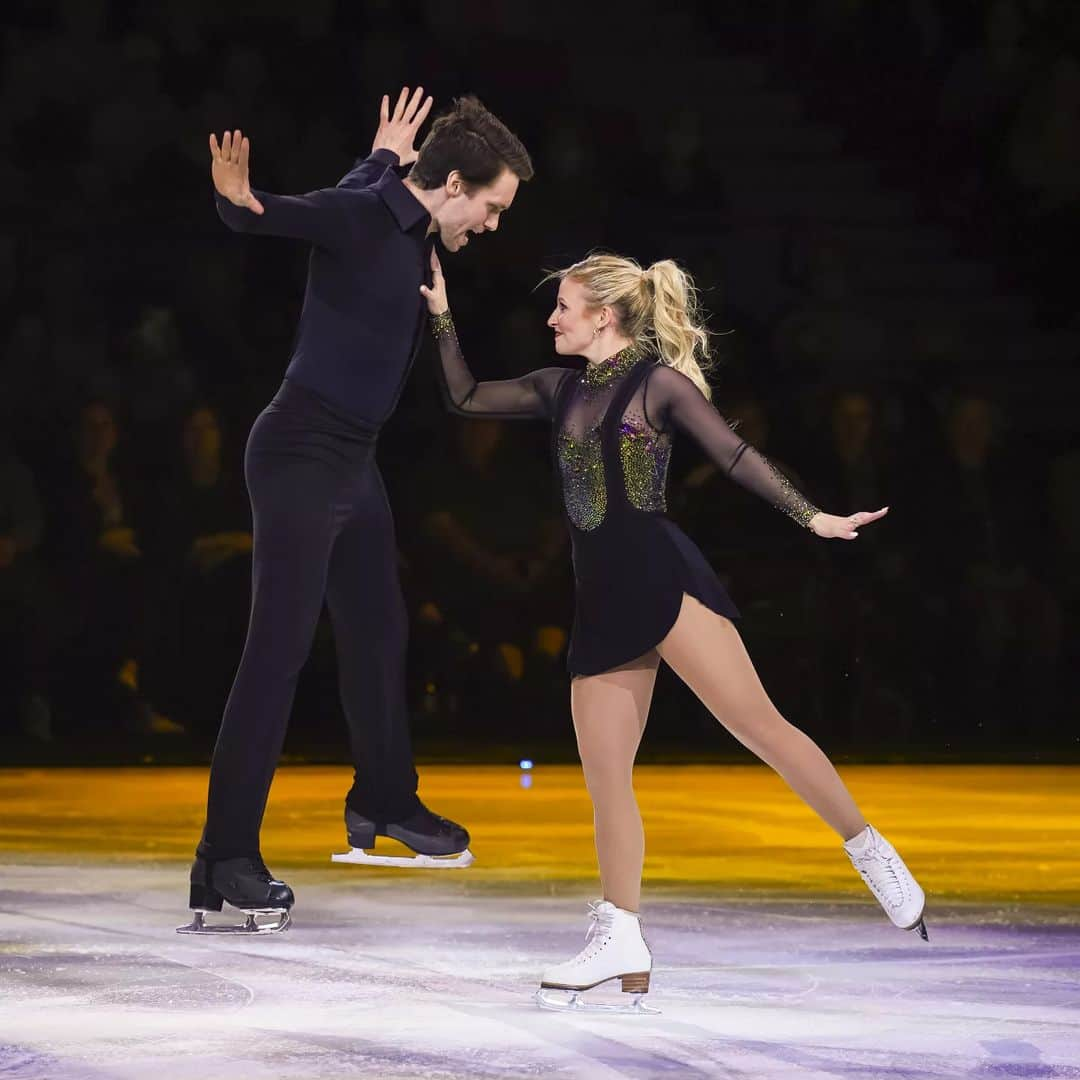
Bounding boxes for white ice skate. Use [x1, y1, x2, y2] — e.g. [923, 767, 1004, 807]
[536, 900, 657, 1014]
[844, 824, 929, 940]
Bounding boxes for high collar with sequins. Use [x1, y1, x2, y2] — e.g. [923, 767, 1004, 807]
[581, 342, 646, 391]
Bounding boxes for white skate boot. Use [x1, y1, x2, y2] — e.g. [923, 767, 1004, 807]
[536, 900, 657, 1014]
[844, 824, 929, 940]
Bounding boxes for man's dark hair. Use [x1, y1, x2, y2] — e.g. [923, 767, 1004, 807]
[409, 95, 533, 191]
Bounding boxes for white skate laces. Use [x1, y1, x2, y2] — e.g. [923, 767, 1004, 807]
[580, 900, 617, 956]
[844, 825, 929, 940]
[536, 900, 656, 1013]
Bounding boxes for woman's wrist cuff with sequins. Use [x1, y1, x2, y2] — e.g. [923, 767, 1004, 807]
[430, 311, 455, 339]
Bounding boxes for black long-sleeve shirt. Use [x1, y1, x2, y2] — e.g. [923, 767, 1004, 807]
[214, 148, 434, 428]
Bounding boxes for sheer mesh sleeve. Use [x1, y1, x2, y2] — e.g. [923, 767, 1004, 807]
[644, 365, 821, 528]
[431, 312, 568, 420]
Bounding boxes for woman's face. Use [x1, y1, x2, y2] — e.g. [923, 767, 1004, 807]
[547, 277, 597, 357]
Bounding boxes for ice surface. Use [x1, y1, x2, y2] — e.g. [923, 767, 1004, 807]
[1, 861, 1078, 1079]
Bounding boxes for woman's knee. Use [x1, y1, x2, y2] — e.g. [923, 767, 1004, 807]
[723, 702, 792, 749]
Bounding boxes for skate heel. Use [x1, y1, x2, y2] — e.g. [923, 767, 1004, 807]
[346, 820, 376, 849]
[620, 971, 650, 994]
[189, 882, 224, 912]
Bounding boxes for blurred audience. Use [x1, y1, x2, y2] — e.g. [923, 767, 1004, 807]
[141, 404, 252, 731]
[406, 417, 570, 734]
[0, 444, 57, 740]
[0, 1, 1075, 755]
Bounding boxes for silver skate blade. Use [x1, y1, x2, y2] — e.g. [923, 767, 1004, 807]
[176, 908, 292, 935]
[912, 917, 929, 942]
[331, 846, 475, 869]
[535, 988, 660, 1015]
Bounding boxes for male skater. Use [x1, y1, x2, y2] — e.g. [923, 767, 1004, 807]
[180, 88, 533, 933]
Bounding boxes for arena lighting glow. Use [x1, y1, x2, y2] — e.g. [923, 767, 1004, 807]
[519, 759, 534, 770]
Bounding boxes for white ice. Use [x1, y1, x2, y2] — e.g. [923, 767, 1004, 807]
[1, 861, 1078, 1079]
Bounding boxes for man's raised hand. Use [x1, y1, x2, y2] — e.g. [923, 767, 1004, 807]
[372, 86, 434, 166]
[209, 129, 264, 215]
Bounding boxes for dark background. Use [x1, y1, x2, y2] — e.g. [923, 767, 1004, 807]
[2, 0, 1077, 765]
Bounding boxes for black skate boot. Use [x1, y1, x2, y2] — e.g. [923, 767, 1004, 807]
[332, 803, 474, 868]
[177, 855, 294, 934]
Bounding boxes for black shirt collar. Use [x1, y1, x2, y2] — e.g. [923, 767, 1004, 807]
[375, 168, 431, 235]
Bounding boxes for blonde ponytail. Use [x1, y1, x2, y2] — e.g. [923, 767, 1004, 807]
[642, 260, 713, 399]
[544, 251, 714, 399]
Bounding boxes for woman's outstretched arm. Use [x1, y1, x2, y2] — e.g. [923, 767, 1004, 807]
[422, 251, 568, 420]
[644, 365, 888, 540]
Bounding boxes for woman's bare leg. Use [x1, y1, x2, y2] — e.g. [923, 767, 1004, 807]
[658, 595, 867, 840]
[571, 651, 660, 912]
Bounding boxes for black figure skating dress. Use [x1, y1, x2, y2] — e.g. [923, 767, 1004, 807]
[432, 314, 821, 676]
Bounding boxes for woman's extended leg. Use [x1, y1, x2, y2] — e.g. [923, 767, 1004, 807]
[570, 651, 660, 912]
[657, 594, 866, 840]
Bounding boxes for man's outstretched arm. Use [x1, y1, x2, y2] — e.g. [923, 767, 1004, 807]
[211, 128, 350, 249]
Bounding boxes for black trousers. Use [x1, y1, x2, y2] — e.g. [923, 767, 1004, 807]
[198, 379, 419, 859]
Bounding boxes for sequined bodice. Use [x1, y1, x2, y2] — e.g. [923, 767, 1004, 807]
[556, 349, 672, 532]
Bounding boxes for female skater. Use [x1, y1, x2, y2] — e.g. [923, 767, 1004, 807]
[420, 251, 928, 1011]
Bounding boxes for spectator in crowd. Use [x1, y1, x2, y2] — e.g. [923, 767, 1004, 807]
[142, 404, 252, 731]
[407, 416, 569, 732]
[772, 236, 887, 422]
[0, 443, 57, 740]
[923, 391, 1062, 739]
[803, 388, 925, 741]
[46, 400, 172, 733]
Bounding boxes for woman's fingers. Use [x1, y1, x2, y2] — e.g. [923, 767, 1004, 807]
[849, 506, 889, 529]
[238, 135, 250, 176]
[209, 132, 221, 158]
[430, 248, 442, 273]
[392, 86, 410, 122]
[379, 93, 389, 125]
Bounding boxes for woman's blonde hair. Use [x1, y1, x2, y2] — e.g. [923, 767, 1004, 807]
[543, 252, 713, 399]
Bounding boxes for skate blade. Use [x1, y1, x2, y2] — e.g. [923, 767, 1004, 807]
[176, 908, 292, 935]
[909, 916, 929, 942]
[535, 988, 659, 1015]
[330, 846, 475, 869]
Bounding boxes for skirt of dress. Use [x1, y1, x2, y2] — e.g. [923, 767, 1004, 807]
[566, 511, 740, 676]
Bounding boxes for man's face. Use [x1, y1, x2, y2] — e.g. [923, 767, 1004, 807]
[434, 167, 519, 252]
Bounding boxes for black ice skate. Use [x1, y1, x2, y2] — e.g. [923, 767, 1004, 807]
[176, 855, 294, 934]
[332, 803, 474, 869]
